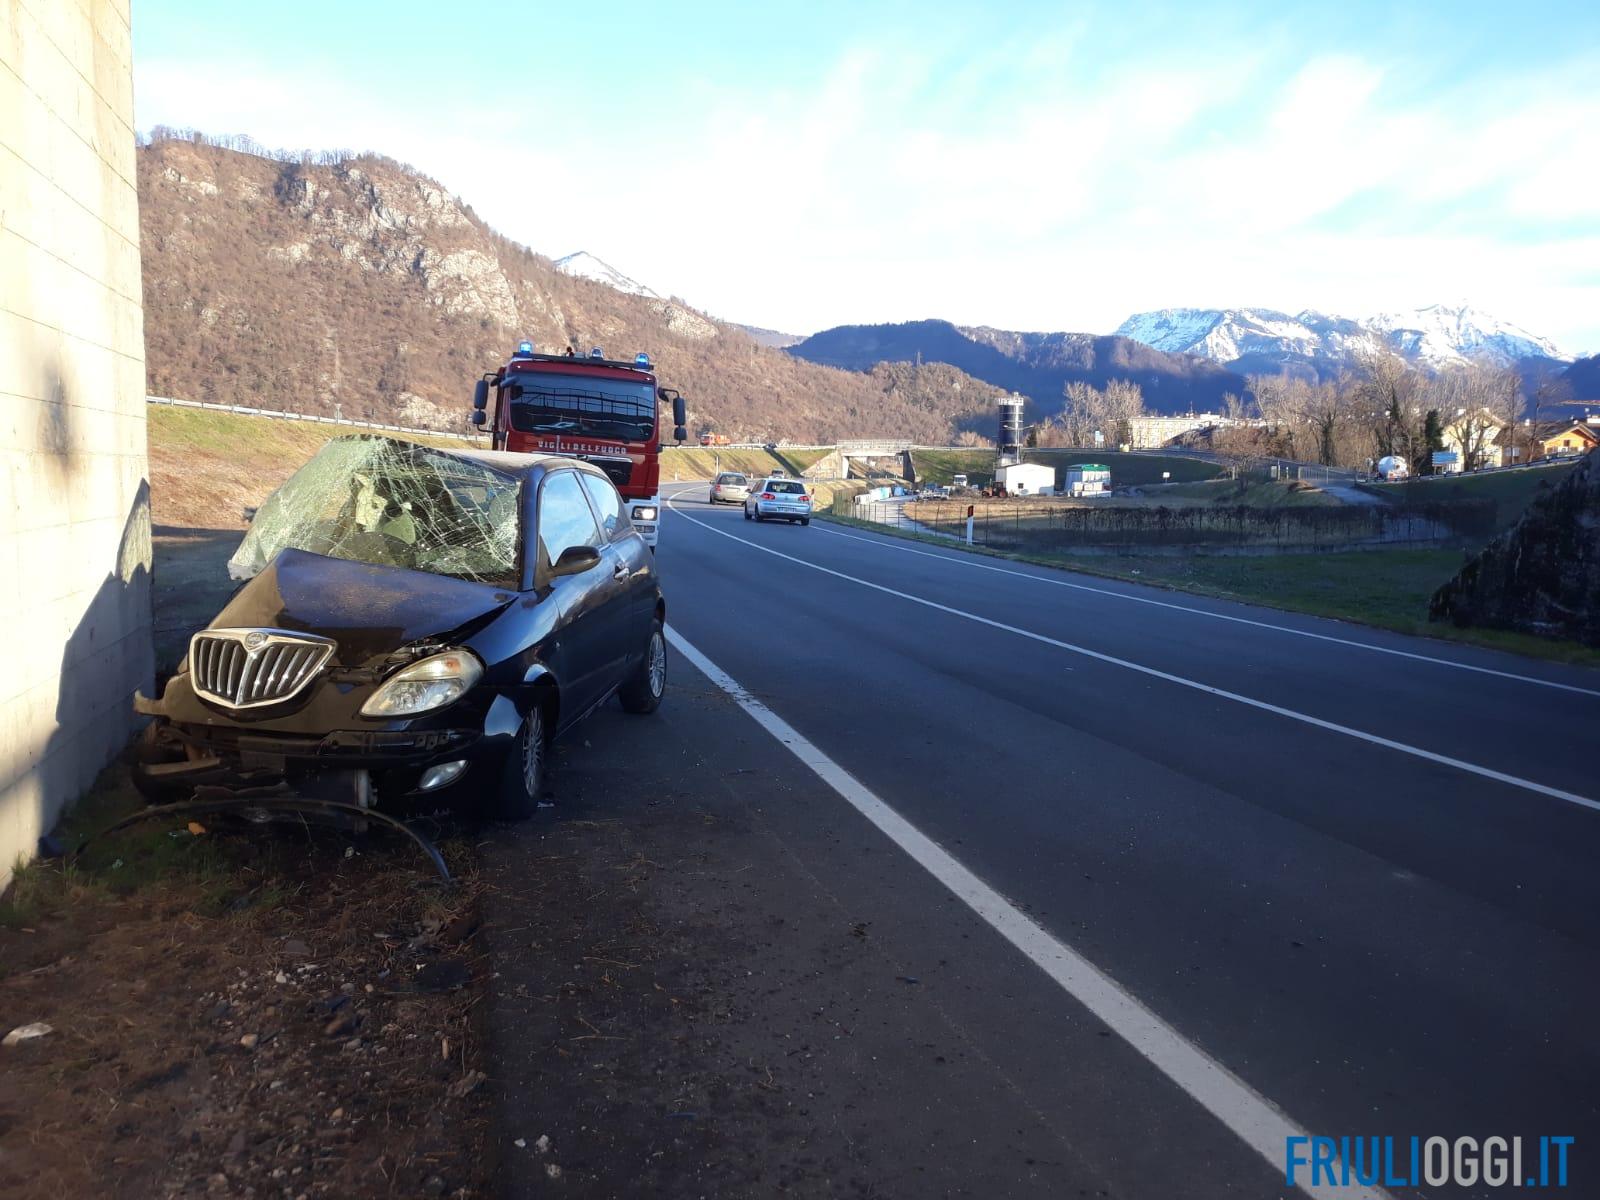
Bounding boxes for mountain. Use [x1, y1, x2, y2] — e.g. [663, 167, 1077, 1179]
[1560, 354, 1600, 402]
[136, 136, 1006, 443]
[1115, 304, 1569, 378]
[736, 323, 805, 350]
[553, 251, 658, 298]
[787, 319, 1246, 416]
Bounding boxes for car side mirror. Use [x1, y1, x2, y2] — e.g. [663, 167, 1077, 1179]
[469, 410, 486, 427]
[472, 379, 489, 412]
[551, 545, 601, 578]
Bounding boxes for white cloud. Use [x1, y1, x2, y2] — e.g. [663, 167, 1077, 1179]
[133, 37, 1600, 354]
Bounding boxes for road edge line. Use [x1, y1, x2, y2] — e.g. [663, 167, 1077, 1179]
[665, 625, 1389, 1200]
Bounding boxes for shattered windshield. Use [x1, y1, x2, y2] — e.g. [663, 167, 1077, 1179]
[506, 373, 656, 442]
[229, 437, 522, 588]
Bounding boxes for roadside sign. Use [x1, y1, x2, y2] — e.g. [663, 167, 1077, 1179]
[1431, 451, 1459, 465]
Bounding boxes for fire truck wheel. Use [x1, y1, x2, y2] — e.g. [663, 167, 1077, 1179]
[619, 620, 666, 715]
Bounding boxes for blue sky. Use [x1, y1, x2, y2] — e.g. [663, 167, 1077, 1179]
[133, 1, 1600, 353]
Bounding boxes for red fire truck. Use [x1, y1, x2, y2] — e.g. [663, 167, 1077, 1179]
[471, 343, 687, 547]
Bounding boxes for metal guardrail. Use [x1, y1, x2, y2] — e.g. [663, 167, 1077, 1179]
[146, 395, 481, 442]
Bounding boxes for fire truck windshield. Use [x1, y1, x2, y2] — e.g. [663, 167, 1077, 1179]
[506, 375, 656, 442]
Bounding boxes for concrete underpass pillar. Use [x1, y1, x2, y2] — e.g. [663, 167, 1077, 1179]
[0, 0, 152, 888]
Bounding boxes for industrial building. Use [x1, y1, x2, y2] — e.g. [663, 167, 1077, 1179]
[996, 461, 1056, 495]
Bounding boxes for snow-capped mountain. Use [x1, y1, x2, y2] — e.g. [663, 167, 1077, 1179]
[553, 251, 658, 299]
[1114, 303, 1567, 375]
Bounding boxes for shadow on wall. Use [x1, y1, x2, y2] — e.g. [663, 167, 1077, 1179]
[1, 364, 153, 882]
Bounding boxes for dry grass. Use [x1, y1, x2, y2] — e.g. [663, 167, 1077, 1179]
[149, 406, 480, 529]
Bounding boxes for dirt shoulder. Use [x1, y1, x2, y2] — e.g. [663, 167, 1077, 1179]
[0, 777, 491, 1200]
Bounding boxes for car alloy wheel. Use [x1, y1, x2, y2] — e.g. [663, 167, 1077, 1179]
[620, 621, 667, 715]
[647, 629, 666, 697]
[492, 703, 547, 821]
[521, 707, 544, 796]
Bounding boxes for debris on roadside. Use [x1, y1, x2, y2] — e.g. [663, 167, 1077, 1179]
[2, 1022, 53, 1046]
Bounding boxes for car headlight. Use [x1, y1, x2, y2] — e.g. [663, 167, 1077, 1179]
[632, 505, 658, 521]
[361, 651, 483, 717]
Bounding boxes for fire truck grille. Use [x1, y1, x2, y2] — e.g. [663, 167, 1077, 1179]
[190, 629, 336, 710]
[587, 458, 633, 489]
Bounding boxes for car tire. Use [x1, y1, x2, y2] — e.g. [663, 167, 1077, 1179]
[744, 506, 753, 520]
[619, 620, 667, 715]
[754, 510, 764, 522]
[801, 518, 811, 526]
[493, 703, 548, 820]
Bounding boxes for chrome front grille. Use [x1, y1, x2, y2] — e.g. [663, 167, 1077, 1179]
[189, 628, 336, 710]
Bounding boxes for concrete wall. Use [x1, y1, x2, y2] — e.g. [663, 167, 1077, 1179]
[1, 0, 150, 887]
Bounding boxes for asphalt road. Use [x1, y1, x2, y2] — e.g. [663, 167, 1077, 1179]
[611, 483, 1600, 1198]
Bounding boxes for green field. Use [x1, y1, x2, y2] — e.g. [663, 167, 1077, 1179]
[1122, 478, 1337, 507]
[910, 448, 1222, 488]
[660, 446, 830, 481]
[1370, 461, 1581, 530]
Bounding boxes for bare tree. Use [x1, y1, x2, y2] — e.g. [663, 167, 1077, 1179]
[1493, 369, 1525, 465]
[1429, 365, 1513, 470]
[1057, 381, 1100, 447]
[1356, 349, 1422, 472]
[1099, 379, 1145, 448]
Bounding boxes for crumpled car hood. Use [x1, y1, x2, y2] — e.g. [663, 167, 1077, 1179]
[210, 548, 517, 663]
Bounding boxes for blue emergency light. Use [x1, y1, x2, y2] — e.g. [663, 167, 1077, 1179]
[635, 352, 651, 367]
[515, 340, 533, 356]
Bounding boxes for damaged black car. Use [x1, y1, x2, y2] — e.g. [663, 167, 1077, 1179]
[135, 436, 667, 820]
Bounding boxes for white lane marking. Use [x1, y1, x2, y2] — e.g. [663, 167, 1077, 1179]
[811, 521, 1600, 699]
[667, 626, 1389, 1200]
[667, 497, 1600, 814]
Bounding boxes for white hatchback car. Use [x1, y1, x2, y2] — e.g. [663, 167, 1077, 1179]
[744, 478, 813, 525]
[709, 472, 751, 504]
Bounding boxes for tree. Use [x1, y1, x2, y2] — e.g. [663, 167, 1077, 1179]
[1422, 409, 1445, 474]
[1099, 379, 1145, 449]
[1057, 381, 1100, 447]
[1357, 349, 1421, 471]
[1428, 365, 1513, 471]
[1451, 408, 1500, 472]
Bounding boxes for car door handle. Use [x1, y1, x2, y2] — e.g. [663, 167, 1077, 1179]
[613, 562, 630, 579]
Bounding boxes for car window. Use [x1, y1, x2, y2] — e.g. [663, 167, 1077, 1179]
[578, 472, 628, 541]
[767, 480, 807, 494]
[717, 473, 746, 485]
[538, 470, 601, 567]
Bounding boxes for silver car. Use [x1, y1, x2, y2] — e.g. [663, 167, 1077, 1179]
[709, 472, 751, 504]
[744, 477, 813, 525]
